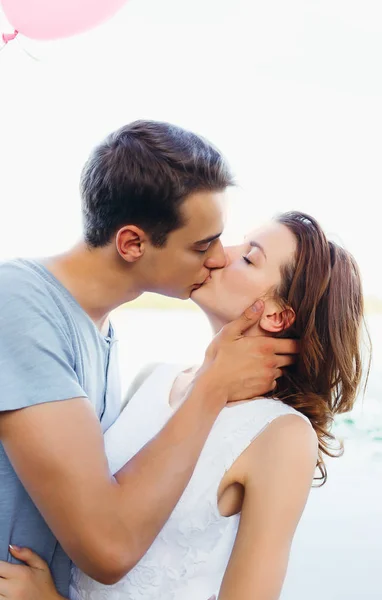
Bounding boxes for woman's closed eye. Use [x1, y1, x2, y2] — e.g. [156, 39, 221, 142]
[242, 255, 253, 265]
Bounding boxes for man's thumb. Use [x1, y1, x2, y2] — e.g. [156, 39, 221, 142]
[9, 545, 48, 570]
[228, 299, 264, 337]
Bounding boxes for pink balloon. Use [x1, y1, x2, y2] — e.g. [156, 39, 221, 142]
[0, 0, 129, 41]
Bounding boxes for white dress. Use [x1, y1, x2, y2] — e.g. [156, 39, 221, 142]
[69, 363, 311, 600]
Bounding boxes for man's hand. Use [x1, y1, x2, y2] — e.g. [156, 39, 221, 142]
[0, 546, 63, 600]
[201, 300, 299, 403]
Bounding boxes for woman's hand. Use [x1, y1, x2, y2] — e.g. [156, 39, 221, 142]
[0, 545, 64, 600]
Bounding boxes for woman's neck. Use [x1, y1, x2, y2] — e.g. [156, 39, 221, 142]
[169, 313, 268, 410]
[207, 313, 262, 337]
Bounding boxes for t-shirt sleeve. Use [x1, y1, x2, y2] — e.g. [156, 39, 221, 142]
[0, 276, 87, 412]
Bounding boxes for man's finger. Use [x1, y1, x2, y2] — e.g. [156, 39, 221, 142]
[222, 300, 264, 339]
[275, 354, 296, 368]
[9, 545, 48, 571]
[273, 338, 300, 355]
[274, 368, 283, 380]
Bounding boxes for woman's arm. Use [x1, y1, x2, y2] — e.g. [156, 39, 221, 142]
[218, 414, 318, 600]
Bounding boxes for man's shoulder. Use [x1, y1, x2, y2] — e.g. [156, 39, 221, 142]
[1, 259, 52, 295]
[0, 258, 43, 288]
[0, 259, 63, 317]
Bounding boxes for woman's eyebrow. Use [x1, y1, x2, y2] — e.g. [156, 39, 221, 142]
[249, 240, 267, 259]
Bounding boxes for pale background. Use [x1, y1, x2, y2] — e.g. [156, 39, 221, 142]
[1, 1, 381, 597]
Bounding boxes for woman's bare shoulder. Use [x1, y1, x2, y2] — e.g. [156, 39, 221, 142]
[231, 412, 318, 486]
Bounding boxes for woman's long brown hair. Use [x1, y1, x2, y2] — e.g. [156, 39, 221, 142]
[271, 212, 370, 485]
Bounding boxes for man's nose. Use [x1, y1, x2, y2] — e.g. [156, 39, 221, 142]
[204, 239, 227, 269]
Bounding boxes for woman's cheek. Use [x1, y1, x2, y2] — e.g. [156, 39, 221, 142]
[230, 288, 254, 317]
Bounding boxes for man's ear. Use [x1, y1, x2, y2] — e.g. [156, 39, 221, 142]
[116, 226, 147, 263]
[260, 300, 295, 333]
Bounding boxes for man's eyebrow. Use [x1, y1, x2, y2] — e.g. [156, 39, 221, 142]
[194, 232, 223, 245]
[249, 240, 267, 259]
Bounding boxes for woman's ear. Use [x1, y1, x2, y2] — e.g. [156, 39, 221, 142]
[260, 300, 295, 333]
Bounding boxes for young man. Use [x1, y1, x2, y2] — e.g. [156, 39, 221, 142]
[0, 121, 297, 598]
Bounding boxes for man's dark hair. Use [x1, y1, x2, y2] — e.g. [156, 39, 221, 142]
[80, 120, 234, 248]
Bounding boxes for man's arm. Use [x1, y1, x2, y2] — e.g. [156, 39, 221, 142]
[0, 305, 298, 586]
[217, 415, 318, 600]
[0, 378, 222, 585]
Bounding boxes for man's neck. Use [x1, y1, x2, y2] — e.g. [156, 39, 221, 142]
[42, 241, 142, 330]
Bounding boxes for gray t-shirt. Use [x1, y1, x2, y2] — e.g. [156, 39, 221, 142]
[0, 259, 121, 597]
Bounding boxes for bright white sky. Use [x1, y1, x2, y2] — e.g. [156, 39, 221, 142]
[0, 0, 381, 296]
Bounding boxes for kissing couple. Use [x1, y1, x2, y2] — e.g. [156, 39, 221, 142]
[0, 120, 365, 600]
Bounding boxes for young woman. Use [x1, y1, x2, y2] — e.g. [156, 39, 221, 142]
[4, 212, 367, 600]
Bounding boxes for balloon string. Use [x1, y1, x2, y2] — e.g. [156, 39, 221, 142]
[0, 30, 39, 61]
[15, 36, 39, 61]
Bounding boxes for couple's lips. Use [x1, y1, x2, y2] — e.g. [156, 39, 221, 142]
[192, 273, 212, 290]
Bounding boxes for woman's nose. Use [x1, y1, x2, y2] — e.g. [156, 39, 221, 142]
[204, 239, 227, 269]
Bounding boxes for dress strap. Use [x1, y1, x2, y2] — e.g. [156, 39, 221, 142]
[220, 398, 313, 476]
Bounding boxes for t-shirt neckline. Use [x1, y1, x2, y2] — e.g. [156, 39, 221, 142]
[20, 258, 114, 344]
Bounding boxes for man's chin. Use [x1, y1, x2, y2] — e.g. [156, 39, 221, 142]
[150, 288, 190, 301]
